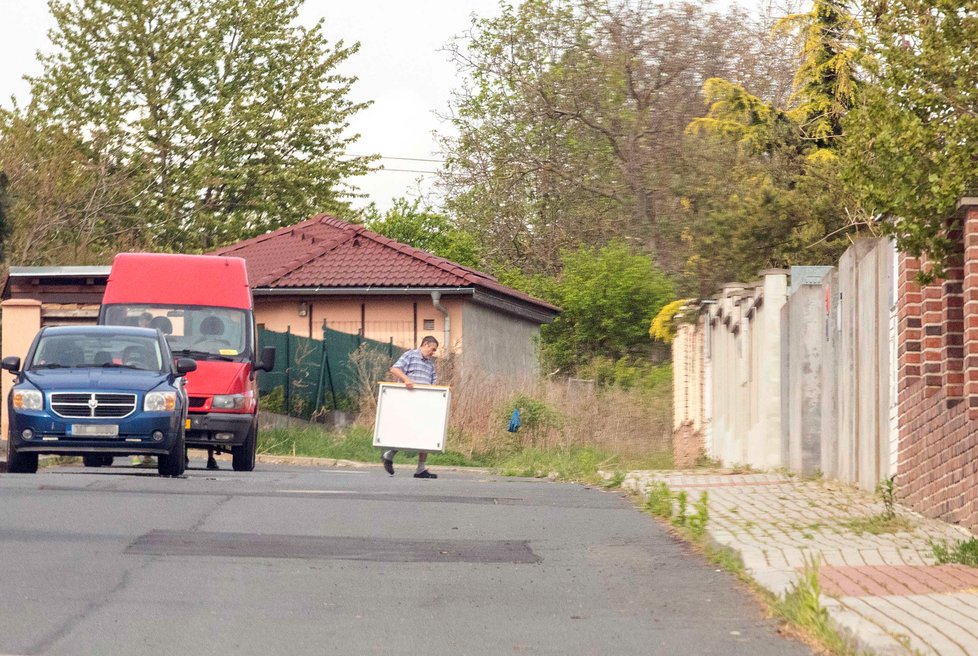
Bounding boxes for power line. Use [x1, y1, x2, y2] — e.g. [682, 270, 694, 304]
[376, 167, 440, 174]
[347, 154, 446, 164]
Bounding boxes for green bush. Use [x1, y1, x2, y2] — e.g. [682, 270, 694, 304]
[260, 386, 285, 414]
[502, 393, 563, 443]
[576, 358, 672, 392]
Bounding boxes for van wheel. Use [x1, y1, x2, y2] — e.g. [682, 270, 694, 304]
[7, 441, 38, 474]
[158, 430, 186, 477]
[232, 423, 257, 472]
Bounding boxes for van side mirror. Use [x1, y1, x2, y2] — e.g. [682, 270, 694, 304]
[174, 358, 197, 375]
[254, 346, 275, 372]
[1, 356, 21, 373]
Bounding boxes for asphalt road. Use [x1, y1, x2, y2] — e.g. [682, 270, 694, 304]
[0, 460, 810, 655]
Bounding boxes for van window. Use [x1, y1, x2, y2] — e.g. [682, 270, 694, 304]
[102, 305, 249, 359]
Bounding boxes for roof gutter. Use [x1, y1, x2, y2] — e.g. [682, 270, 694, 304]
[252, 286, 475, 297]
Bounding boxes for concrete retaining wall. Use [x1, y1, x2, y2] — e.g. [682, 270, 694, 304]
[672, 237, 897, 489]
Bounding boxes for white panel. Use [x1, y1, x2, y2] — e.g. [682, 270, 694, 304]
[372, 383, 450, 452]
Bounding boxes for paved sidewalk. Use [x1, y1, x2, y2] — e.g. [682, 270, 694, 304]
[623, 471, 978, 655]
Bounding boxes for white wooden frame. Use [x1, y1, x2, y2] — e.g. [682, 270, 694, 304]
[372, 382, 450, 453]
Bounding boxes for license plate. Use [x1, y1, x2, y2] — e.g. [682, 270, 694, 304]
[69, 424, 119, 437]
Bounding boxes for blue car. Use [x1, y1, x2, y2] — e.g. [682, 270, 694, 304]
[2, 325, 197, 476]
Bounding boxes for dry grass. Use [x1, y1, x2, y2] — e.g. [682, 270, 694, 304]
[349, 346, 672, 463]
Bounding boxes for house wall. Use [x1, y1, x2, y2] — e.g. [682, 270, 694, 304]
[460, 302, 540, 382]
[253, 295, 464, 353]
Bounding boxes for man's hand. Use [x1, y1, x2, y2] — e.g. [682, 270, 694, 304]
[391, 366, 413, 389]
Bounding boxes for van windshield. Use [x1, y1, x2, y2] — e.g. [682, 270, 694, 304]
[101, 305, 250, 361]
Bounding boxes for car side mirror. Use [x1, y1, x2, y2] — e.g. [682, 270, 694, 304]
[174, 358, 197, 375]
[254, 346, 276, 372]
[1, 356, 21, 373]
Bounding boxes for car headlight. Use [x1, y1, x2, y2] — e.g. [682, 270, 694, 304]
[144, 391, 177, 412]
[12, 389, 43, 410]
[212, 394, 245, 410]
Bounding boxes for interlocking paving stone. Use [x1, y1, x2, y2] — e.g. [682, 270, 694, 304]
[622, 470, 978, 655]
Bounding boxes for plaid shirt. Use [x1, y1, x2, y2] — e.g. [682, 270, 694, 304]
[392, 348, 437, 385]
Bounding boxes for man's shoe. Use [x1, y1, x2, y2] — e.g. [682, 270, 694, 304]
[206, 458, 219, 470]
[413, 470, 437, 479]
[382, 457, 395, 476]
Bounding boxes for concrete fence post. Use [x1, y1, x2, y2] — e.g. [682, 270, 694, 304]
[1, 299, 43, 441]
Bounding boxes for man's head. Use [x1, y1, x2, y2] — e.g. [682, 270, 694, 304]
[419, 335, 438, 358]
[138, 312, 153, 327]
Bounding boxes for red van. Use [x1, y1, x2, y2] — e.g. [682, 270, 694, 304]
[98, 253, 275, 470]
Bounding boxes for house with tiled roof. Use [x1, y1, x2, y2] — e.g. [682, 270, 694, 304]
[211, 214, 560, 380]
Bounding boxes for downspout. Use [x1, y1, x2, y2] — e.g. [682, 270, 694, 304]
[430, 291, 450, 351]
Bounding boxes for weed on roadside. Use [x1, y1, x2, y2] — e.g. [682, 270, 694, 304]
[876, 475, 897, 520]
[841, 514, 914, 536]
[840, 475, 913, 535]
[644, 481, 674, 519]
[600, 470, 626, 489]
[932, 537, 978, 567]
[673, 490, 689, 527]
[775, 556, 857, 655]
[688, 492, 709, 538]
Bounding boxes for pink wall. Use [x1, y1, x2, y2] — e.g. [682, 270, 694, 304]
[254, 294, 465, 353]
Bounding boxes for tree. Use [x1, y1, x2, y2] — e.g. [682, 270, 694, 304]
[843, 0, 978, 275]
[503, 241, 674, 373]
[678, 0, 867, 293]
[362, 198, 481, 268]
[0, 110, 143, 264]
[27, 0, 372, 252]
[441, 0, 796, 277]
[0, 171, 11, 261]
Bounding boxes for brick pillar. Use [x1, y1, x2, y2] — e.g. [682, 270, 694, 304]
[920, 255, 944, 396]
[943, 223, 965, 407]
[898, 254, 923, 383]
[961, 198, 978, 417]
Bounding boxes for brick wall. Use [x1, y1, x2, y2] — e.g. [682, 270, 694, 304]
[898, 199, 978, 530]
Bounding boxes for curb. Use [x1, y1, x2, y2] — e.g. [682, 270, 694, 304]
[1, 450, 489, 475]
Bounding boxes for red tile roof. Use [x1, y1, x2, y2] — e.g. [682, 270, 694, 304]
[212, 214, 559, 315]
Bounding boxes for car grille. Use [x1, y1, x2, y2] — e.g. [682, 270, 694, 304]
[188, 397, 207, 408]
[50, 393, 137, 419]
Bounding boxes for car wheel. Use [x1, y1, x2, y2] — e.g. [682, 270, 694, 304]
[99, 455, 114, 466]
[158, 430, 186, 477]
[7, 441, 38, 474]
[232, 422, 257, 472]
[83, 455, 103, 467]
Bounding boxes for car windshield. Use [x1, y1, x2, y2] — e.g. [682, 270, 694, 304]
[30, 333, 164, 371]
[101, 304, 249, 360]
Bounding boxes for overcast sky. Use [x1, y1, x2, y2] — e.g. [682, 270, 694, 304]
[0, 1, 761, 215]
[0, 0, 504, 213]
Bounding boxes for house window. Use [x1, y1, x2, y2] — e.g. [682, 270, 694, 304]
[423, 319, 435, 330]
